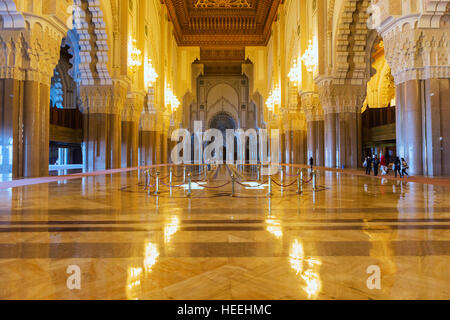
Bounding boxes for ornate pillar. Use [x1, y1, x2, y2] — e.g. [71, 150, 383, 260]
[301, 92, 324, 166]
[122, 93, 145, 168]
[0, 23, 65, 178]
[381, 20, 450, 176]
[290, 113, 307, 165]
[80, 82, 127, 171]
[318, 80, 365, 169]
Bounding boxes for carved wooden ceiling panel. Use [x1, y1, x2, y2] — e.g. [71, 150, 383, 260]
[163, 0, 282, 46]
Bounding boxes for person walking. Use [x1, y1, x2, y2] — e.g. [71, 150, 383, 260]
[380, 154, 387, 175]
[373, 155, 380, 176]
[309, 157, 314, 170]
[394, 157, 402, 178]
[363, 156, 368, 173]
[401, 158, 409, 177]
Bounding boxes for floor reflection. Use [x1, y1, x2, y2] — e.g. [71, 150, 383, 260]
[0, 166, 449, 299]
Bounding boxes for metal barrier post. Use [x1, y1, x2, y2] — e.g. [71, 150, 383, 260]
[301, 169, 304, 193]
[297, 169, 301, 194]
[257, 164, 261, 181]
[313, 170, 317, 191]
[154, 172, 160, 195]
[144, 170, 147, 190]
[268, 175, 272, 197]
[231, 174, 235, 197]
[280, 166, 284, 183]
[169, 167, 173, 188]
[183, 166, 186, 184]
[187, 173, 192, 197]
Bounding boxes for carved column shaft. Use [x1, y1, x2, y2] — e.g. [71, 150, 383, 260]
[81, 82, 127, 171]
[302, 92, 325, 166]
[318, 82, 365, 169]
[381, 23, 450, 175]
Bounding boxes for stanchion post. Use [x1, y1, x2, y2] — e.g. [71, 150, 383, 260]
[268, 175, 272, 197]
[301, 169, 304, 193]
[313, 170, 317, 191]
[187, 173, 192, 197]
[297, 169, 301, 194]
[280, 166, 284, 183]
[169, 167, 173, 188]
[257, 164, 261, 181]
[183, 166, 186, 184]
[154, 172, 160, 195]
[231, 173, 235, 197]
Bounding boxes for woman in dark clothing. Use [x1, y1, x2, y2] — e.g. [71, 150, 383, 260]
[394, 157, 402, 178]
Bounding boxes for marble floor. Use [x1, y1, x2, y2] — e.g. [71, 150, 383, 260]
[0, 164, 449, 300]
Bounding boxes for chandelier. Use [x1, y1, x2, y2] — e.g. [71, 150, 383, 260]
[128, 38, 142, 71]
[288, 58, 301, 85]
[301, 39, 318, 73]
[144, 58, 158, 88]
[165, 86, 180, 111]
[266, 85, 281, 112]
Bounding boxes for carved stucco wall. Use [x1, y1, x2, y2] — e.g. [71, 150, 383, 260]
[193, 75, 255, 130]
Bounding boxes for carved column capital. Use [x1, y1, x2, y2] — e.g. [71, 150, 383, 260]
[382, 24, 450, 84]
[300, 91, 323, 122]
[79, 80, 127, 115]
[317, 79, 366, 114]
[123, 92, 146, 122]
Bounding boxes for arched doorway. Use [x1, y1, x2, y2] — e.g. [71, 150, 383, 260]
[209, 112, 237, 162]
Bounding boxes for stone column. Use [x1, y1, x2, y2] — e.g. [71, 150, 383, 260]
[81, 83, 127, 171]
[302, 92, 325, 166]
[318, 81, 365, 169]
[280, 131, 286, 164]
[290, 114, 307, 164]
[285, 129, 292, 165]
[0, 26, 63, 178]
[140, 113, 157, 166]
[121, 93, 144, 168]
[381, 23, 450, 176]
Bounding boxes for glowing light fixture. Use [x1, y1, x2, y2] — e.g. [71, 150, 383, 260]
[302, 39, 318, 73]
[128, 38, 142, 71]
[265, 85, 281, 112]
[144, 58, 158, 87]
[288, 58, 302, 85]
[165, 85, 181, 111]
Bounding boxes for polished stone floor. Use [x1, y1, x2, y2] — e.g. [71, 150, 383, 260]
[0, 164, 449, 300]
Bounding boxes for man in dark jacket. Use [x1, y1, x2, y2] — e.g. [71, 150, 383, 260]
[366, 156, 373, 175]
[373, 156, 380, 176]
[394, 157, 402, 178]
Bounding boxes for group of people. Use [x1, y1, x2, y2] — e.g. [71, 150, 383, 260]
[363, 155, 409, 178]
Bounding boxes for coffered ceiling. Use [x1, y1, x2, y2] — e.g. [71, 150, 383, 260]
[163, 0, 283, 46]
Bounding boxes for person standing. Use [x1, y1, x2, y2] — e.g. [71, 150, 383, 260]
[401, 158, 409, 177]
[309, 157, 314, 170]
[394, 157, 402, 178]
[373, 155, 380, 176]
[366, 156, 373, 175]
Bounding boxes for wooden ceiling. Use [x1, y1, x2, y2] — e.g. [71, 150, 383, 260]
[163, 0, 283, 46]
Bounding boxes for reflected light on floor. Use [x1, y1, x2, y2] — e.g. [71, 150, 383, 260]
[144, 242, 160, 273]
[126, 267, 143, 300]
[266, 219, 283, 238]
[290, 239, 322, 299]
[164, 216, 180, 243]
